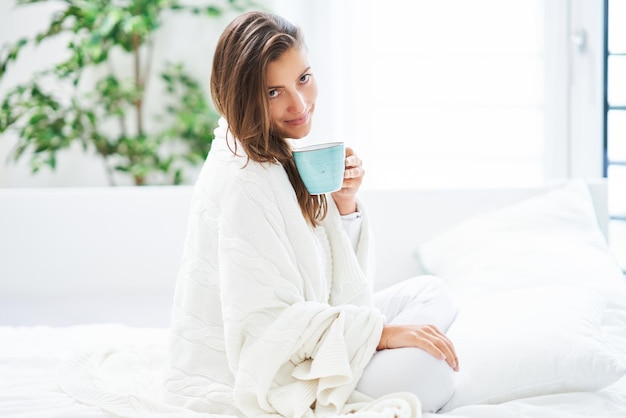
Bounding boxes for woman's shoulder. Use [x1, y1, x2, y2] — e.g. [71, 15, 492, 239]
[215, 143, 281, 176]
[198, 139, 285, 190]
[209, 120, 284, 177]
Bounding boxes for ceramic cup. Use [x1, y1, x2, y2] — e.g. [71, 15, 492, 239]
[293, 142, 345, 195]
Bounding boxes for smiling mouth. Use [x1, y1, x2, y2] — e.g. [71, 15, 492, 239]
[285, 112, 310, 126]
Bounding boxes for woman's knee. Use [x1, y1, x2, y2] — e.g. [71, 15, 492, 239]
[379, 275, 458, 331]
[414, 274, 449, 294]
[403, 347, 455, 412]
[417, 350, 456, 412]
[357, 347, 456, 413]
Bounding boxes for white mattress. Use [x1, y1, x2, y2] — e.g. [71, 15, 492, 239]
[1, 322, 625, 418]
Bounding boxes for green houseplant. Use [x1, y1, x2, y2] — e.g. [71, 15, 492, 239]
[0, 0, 257, 185]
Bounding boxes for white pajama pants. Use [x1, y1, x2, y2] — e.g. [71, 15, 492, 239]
[356, 275, 458, 413]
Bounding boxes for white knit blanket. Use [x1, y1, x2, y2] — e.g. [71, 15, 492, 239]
[57, 336, 420, 418]
[57, 119, 422, 417]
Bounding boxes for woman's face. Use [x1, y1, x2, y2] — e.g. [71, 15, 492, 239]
[266, 46, 318, 139]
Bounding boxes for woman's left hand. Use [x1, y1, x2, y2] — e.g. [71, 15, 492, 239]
[331, 147, 364, 215]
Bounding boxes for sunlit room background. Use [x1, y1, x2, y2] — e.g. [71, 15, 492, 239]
[0, 0, 624, 269]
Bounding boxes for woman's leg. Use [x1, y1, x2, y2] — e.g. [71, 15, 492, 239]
[357, 275, 458, 412]
[356, 347, 455, 413]
[374, 275, 457, 330]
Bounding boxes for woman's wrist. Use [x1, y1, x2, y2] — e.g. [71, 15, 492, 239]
[377, 324, 391, 351]
[334, 198, 357, 215]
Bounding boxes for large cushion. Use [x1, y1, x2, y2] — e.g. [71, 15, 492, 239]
[414, 180, 626, 410]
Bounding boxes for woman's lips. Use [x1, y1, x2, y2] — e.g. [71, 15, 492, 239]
[285, 112, 310, 126]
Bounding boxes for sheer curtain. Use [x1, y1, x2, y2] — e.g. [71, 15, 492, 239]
[357, 0, 545, 189]
[273, 0, 602, 190]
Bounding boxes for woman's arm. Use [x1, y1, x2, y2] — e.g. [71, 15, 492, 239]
[340, 211, 362, 251]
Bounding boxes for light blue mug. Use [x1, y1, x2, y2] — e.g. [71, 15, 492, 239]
[293, 142, 345, 195]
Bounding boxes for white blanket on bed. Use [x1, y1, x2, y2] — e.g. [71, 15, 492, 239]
[54, 123, 424, 417]
[55, 329, 420, 418]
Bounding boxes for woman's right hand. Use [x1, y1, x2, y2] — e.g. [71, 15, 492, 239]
[377, 324, 459, 372]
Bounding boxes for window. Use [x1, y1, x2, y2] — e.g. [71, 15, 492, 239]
[278, 0, 602, 189]
[606, 0, 626, 269]
[352, 0, 547, 189]
[277, 0, 618, 265]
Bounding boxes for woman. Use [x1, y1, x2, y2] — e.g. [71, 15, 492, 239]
[164, 11, 459, 417]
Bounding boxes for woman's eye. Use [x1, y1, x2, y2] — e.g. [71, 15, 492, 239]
[299, 74, 311, 84]
[268, 89, 279, 98]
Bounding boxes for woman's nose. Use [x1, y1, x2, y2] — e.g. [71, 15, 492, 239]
[288, 91, 306, 114]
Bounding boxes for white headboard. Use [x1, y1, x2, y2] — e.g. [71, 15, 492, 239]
[0, 179, 608, 327]
[360, 179, 608, 291]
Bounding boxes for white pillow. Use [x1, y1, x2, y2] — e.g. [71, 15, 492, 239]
[415, 180, 625, 306]
[441, 286, 626, 412]
[413, 180, 626, 409]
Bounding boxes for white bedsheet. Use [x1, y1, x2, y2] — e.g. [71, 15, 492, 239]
[1, 322, 625, 418]
[0, 324, 138, 418]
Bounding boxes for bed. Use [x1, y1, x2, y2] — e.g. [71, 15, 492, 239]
[0, 179, 624, 418]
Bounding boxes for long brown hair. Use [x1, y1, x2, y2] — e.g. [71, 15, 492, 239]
[210, 11, 327, 226]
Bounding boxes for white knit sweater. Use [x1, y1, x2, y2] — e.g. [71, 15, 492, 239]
[163, 119, 406, 417]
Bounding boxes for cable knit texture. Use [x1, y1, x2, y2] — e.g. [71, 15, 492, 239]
[164, 119, 417, 417]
